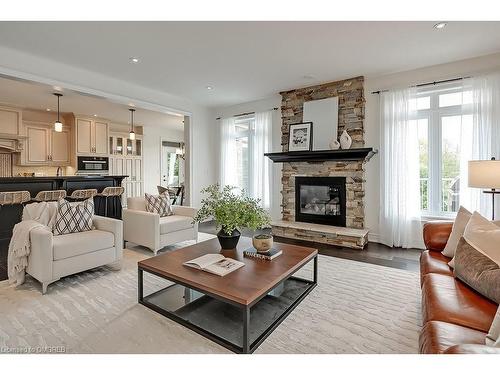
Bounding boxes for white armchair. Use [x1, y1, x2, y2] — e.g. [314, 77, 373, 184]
[27, 215, 123, 294]
[123, 197, 198, 255]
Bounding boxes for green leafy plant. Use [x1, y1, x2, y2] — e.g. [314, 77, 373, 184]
[193, 184, 271, 235]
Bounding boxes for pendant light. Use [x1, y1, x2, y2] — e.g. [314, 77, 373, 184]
[54, 93, 63, 132]
[129, 108, 136, 140]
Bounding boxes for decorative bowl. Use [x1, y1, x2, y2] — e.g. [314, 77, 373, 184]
[252, 234, 273, 253]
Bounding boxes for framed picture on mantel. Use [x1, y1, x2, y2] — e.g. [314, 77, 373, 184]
[288, 122, 313, 152]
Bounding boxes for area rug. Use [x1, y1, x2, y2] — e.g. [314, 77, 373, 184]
[0, 234, 421, 354]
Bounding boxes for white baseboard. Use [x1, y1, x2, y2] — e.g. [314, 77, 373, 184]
[368, 232, 381, 244]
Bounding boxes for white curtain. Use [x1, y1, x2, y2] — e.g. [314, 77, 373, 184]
[379, 87, 424, 248]
[459, 73, 500, 218]
[251, 110, 273, 209]
[220, 117, 237, 187]
[219, 111, 273, 209]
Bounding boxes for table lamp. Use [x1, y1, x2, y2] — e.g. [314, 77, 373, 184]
[468, 157, 500, 220]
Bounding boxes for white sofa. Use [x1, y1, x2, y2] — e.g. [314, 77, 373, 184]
[27, 215, 123, 294]
[123, 197, 198, 255]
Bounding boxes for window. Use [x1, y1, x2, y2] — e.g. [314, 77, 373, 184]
[220, 110, 272, 208]
[234, 115, 254, 194]
[413, 83, 472, 217]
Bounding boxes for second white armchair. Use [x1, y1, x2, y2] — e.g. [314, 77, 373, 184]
[123, 197, 198, 255]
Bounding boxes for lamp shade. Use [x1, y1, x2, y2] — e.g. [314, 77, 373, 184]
[468, 160, 500, 189]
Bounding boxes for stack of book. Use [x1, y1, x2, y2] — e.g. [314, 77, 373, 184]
[243, 247, 282, 261]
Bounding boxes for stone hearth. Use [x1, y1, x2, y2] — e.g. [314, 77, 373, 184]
[273, 76, 368, 249]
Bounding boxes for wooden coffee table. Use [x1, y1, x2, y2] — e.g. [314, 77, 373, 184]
[138, 236, 318, 354]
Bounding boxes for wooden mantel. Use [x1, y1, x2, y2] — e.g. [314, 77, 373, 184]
[264, 148, 377, 163]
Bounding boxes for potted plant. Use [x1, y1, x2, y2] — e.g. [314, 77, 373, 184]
[193, 184, 271, 249]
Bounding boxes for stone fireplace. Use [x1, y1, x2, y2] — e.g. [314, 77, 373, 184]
[270, 76, 370, 250]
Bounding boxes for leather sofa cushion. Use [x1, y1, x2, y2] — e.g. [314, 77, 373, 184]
[421, 273, 497, 332]
[420, 250, 453, 284]
[53, 230, 115, 261]
[159, 215, 194, 234]
[423, 221, 454, 251]
[419, 321, 486, 354]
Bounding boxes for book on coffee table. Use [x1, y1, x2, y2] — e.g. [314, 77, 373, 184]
[183, 254, 244, 276]
[244, 247, 282, 260]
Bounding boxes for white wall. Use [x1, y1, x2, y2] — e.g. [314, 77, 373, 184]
[213, 96, 283, 220]
[364, 52, 500, 242]
[0, 45, 217, 207]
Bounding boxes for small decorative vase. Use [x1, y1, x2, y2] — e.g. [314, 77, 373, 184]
[339, 130, 352, 149]
[217, 228, 241, 250]
[329, 138, 341, 150]
[252, 234, 273, 253]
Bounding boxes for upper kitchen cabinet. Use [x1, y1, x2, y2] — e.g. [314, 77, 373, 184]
[76, 117, 109, 155]
[17, 120, 72, 166]
[0, 106, 22, 135]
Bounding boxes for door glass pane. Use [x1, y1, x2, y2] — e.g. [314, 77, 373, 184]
[127, 139, 133, 155]
[136, 139, 142, 156]
[416, 118, 429, 211]
[116, 137, 123, 155]
[441, 115, 472, 213]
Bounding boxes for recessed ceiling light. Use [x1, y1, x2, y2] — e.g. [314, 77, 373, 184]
[302, 75, 315, 80]
[206, 86, 213, 90]
[129, 57, 140, 64]
[93, 114, 98, 117]
[46, 108, 51, 112]
[434, 22, 447, 29]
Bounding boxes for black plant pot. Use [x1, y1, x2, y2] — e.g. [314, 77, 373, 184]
[217, 228, 241, 250]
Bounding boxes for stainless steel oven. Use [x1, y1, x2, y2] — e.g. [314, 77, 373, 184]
[76, 156, 109, 175]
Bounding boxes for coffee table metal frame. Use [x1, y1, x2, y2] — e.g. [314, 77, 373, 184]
[138, 255, 317, 354]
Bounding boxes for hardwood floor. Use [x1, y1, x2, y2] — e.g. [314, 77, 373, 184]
[198, 221, 421, 272]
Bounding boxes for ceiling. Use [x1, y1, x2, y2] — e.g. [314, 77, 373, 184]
[1, 21, 500, 108]
[0, 75, 184, 131]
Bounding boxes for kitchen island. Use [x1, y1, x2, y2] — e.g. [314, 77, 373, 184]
[0, 175, 127, 281]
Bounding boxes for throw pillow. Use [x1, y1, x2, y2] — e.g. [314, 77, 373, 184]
[486, 307, 500, 347]
[442, 206, 472, 259]
[453, 237, 500, 304]
[145, 193, 172, 217]
[463, 211, 500, 266]
[53, 198, 94, 236]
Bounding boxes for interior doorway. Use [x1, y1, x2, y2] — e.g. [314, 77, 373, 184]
[160, 139, 185, 204]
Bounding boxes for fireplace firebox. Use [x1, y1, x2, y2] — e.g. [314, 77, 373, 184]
[295, 176, 346, 227]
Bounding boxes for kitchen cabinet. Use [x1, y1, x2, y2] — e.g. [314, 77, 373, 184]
[110, 156, 143, 207]
[109, 133, 142, 157]
[76, 117, 109, 155]
[0, 106, 22, 135]
[25, 124, 50, 164]
[51, 128, 71, 164]
[17, 121, 72, 166]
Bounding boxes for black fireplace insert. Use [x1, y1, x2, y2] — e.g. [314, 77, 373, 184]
[295, 176, 346, 227]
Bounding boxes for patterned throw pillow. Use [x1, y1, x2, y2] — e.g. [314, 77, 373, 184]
[53, 199, 94, 236]
[145, 193, 172, 217]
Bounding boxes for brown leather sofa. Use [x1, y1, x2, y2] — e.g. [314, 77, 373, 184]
[420, 221, 500, 354]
